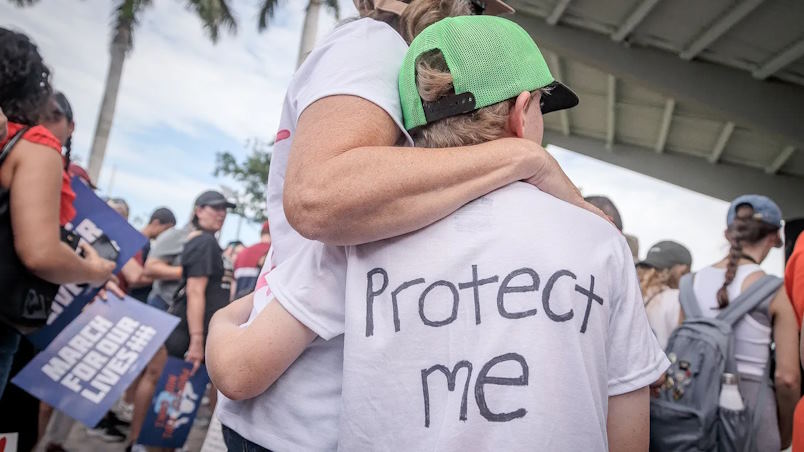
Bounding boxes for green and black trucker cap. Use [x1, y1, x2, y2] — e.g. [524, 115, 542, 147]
[399, 15, 579, 131]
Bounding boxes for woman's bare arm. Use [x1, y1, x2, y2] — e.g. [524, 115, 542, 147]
[120, 258, 152, 288]
[143, 258, 182, 280]
[285, 95, 594, 246]
[3, 142, 114, 285]
[771, 288, 800, 449]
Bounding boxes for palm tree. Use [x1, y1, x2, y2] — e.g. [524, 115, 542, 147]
[12, 0, 338, 180]
[84, 0, 237, 182]
[258, 0, 340, 68]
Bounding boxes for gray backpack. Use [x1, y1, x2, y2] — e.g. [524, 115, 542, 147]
[649, 273, 782, 452]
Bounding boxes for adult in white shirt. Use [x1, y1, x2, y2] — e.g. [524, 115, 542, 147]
[636, 240, 692, 348]
[208, 0, 610, 451]
[208, 16, 668, 451]
[687, 195, 799, 450]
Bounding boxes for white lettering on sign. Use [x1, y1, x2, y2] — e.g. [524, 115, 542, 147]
[39, 315, 158, 404]
[74, 219, 103, 243]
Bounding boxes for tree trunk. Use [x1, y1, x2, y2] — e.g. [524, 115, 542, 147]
[296, 0, 321, 68]
[87, 26, 129, 184]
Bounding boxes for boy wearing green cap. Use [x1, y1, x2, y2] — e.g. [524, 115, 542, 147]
[208, 15, 667, 451]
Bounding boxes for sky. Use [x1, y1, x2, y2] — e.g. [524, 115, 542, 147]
[0, 0, 784, 276]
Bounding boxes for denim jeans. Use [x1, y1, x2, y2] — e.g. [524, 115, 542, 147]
[0, 323, 20, 398]
[146, 293, 170, 312]
[222, 425, 273, 452]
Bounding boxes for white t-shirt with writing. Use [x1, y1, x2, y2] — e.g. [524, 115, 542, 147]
[267, 183, 670, 451]
[216, 18, 411, 451]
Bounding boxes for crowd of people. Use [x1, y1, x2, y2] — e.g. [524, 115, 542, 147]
[2, 0, 804, 451]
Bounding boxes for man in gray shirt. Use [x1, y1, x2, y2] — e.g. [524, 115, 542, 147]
[144, 224, 192, 310]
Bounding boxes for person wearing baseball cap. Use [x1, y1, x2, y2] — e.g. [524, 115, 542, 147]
[125, 190, 234, 449]
[209, 1, 612, 451]
[638, 240, 692, 288]
[635, 240, 691, 350]
[207, 15, 666, 451]
[679, 193, 798, 451]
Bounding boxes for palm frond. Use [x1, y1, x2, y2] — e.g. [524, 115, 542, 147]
[112, 0, 152, 50]
[257, 0, 282, 32]
[323, 0, 339, 20]
[185, 0, 238, 43]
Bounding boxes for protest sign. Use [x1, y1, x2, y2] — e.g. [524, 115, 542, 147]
[12, 293, 178, 427]
[28, 177, 148, 349]
[138, 357, 209, 448]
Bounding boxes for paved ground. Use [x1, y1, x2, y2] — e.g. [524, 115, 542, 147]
[35, 402, 215, 452]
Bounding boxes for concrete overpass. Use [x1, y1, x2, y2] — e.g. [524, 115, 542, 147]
[508, 0, 804, 217]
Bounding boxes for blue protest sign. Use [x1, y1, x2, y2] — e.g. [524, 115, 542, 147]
[11, 293, 179, 427]
[28, 177, 148, 349]
[138, 357, 209, 448]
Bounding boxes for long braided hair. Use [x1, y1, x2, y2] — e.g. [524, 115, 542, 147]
[716, 204, 780, 308]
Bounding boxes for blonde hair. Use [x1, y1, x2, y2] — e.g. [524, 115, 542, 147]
[638, 267, 672, 301]
[358, 0, 473, 44]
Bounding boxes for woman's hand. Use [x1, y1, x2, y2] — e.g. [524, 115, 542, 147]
[186, 333, 205, 375]
[79, 242, 116, 287]
[94, 279, 125, 303]
[522, 143, 612, 224]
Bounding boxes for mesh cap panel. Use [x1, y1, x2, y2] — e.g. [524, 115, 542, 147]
[399, 16, 556, 130]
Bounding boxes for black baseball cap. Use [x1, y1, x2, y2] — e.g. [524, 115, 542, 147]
[194, 190, 235, 209]
[638, 240, 692, 270]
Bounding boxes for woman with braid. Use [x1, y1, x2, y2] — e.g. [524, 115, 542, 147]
[687, 195, 800, 450]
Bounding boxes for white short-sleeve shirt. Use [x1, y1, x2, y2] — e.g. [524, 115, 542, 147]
[216, 18, 411, 451]
[268, 183, 670, 451]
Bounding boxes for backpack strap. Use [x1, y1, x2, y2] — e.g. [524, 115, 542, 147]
[715, 274, 784, 327]
[678, 273, 703, 319]
[0, 127, 30, 167]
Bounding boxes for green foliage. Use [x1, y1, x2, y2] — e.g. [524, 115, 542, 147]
[214, 138, 272, 223]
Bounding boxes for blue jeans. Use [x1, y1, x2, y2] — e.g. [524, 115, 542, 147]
[222, 425, 273, 452]
[147, 293, 170, 311]
[0, 323, 20, 398]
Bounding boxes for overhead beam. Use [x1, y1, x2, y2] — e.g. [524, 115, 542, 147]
[654, 98, 675, 153]
[606, 75, 616, 150]
[766, 145, 796, 174]
[611, 0, 661, 42]
[513, 14, 804, 149]
[708, 122, 736, 163]
[753, 38, 804, 80]
[544, 131, 804, 217]
[680, 0, 764, 61]
[546, 0, 572, 25]
[547, 52, 571, 135]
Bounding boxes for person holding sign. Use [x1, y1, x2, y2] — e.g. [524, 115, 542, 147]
[126, 191, 233, 449]
[0, 28, 116, 397]
[208, 16, 668, 451]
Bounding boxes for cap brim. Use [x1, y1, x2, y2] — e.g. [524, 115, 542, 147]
[205, 200, 236, 209]
[485, 0, 515, 15]
[540, 81, 579, 114]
